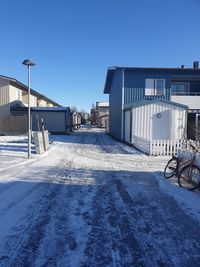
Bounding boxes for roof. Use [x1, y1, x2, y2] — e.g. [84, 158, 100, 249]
[31, 107, 70, 112]
[10, 101, 70, 114]
[124, 99, 188, 110]
[0, 74, 62, 107]
[104, 66, 200, 94]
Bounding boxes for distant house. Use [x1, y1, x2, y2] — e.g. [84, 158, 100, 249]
[90, 108, 98, 125]
[0, 75, 72, 134]
[0, 75, 60, 117]
[104, 62, 200, 155]
[90, 102, 109, 127]
[96, 101, 109, 128]
[71, 111, 82, 130]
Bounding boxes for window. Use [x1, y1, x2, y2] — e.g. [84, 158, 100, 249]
[16, 89, 21, 100]
[145, 79, 165, 96]
[171, 82, 190, 95]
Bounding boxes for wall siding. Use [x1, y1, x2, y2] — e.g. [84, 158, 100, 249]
[124, 70, 171, 105]
[109, 69, 123, 140]
[22, 93, 37, 106]
[32, 111, 67, 133]
[0, 115, 27, 133]
[0, 79, 10, 116]
[130, 102, 186, 140]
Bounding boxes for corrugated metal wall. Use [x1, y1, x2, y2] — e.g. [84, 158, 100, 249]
[0, 78, 10, 116]
[32, 111, 66, 133]
[124, 110, 131, 142]
[124, 70, 171, 105]
[107, 68, 198, 143]
[128, 102, 186, 140]
[109, 69, 123, 140]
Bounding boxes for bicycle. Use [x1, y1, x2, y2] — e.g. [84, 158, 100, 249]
[164, 143, 200, 191]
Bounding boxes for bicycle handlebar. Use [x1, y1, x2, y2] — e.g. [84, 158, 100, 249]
[190, 143, 199, 153]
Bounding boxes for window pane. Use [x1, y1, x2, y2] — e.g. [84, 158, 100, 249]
[171, 82, 190, 95]
[155, 79, 164, 95]
[145, 79, 154, 95]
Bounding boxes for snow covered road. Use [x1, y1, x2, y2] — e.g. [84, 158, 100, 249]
[0, 126, 200, 267]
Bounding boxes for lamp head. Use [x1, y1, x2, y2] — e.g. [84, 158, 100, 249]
[22, 59, 35, 66]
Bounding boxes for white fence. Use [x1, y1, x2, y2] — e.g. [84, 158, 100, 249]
[132, 135, 150, 154]
[132, 135, 200, 156]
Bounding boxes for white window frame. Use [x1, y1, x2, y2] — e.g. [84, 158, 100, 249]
[145, 79, 165, 96]
[16, 89, 21, 100]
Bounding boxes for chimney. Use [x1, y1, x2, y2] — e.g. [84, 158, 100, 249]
[193, 61, 199, 69]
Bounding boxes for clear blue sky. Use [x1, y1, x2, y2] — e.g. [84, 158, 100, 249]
[0, 0, 199, 112]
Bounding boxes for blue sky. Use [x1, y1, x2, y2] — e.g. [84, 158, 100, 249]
[0, 0, 199, 112]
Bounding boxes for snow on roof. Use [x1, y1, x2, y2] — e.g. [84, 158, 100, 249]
[97, 102, 109, 107]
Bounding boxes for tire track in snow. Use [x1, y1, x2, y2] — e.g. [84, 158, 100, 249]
[34, 168, 96, 267]
[0, 182, 43, 217]
[113, 176, 200, 266]
[80, 129, 200, 266]
[81, 177, 147, 266]
[0, 161, 75, 267]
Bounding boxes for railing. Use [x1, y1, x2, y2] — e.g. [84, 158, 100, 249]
[171, 91, 200, 96]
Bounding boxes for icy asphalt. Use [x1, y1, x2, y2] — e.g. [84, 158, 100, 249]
[0, 126, 200, 267]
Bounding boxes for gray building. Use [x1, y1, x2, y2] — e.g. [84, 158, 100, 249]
[96, 101, 109, 128]
[10, 105, 72, 134]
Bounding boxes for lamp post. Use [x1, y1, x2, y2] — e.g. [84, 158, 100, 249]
[22, 59, 36, 159]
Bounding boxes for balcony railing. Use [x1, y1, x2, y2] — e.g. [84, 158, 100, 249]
[171, 91, 200, 96]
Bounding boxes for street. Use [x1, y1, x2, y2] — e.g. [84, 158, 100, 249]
[0, 126, 200, 267]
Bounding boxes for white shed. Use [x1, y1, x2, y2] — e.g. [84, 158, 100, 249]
[124, 100, 188, 144]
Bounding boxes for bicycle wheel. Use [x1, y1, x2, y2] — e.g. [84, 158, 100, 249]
[178, 165, 200, 191]
[164, 157, 178, 179]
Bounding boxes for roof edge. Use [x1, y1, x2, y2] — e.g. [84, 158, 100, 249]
[124, 99, 188, 110]
[0, 74, 62, 107]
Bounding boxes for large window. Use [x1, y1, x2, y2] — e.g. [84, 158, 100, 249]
[145, 79, 165, 96]
[171, 82, 190, 95]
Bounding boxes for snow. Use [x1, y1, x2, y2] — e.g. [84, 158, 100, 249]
[0, 126, 200, 266]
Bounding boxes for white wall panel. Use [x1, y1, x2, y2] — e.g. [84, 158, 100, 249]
[171, 96, 200, 109]
[130, 102, 186, 141]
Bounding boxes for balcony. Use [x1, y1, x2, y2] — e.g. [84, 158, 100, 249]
[171, 91, 200, 96]
[171, 92, 200, 109]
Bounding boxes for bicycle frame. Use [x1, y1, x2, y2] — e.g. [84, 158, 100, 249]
[177, 147, 197, 174]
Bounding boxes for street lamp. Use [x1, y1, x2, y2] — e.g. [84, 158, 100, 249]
[22, 59, 36, 159]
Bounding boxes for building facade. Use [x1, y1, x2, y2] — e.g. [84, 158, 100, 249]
[0, 75, 60, 118]
[0, 75, 74, 134]
[104, 62, 200, 152]
[96, 101, 109, 127]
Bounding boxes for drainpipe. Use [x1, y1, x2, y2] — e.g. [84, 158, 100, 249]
[121, 68, 125, 140]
